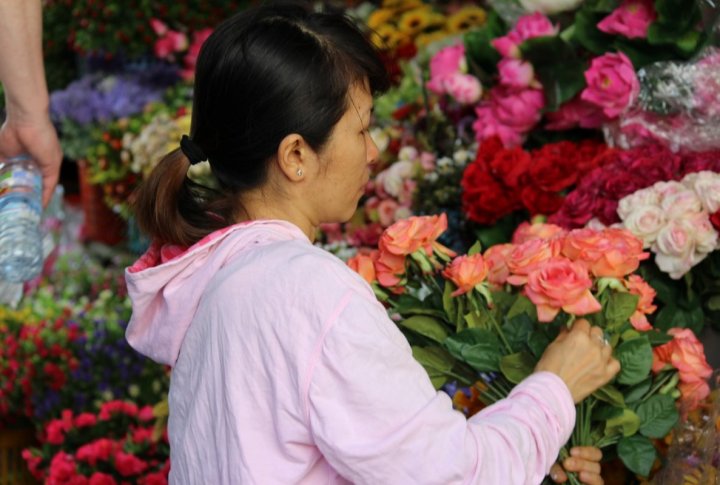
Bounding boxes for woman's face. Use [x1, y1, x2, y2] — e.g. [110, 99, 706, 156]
[307, 82, 379, 224]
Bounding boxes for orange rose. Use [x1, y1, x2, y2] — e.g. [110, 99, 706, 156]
[523, 257, 601, 322]
[347, 250, 378, 284]
[484, 243, 514, 287]
[506, 238, 562, 286]
[562, 228, 649, 278]
[623, 275, 656, 331]
[379, 213, 449, 256]
[652, 328, 712, 411]
[374, 251, 406, 289]
[511, 221, 567, 244]
[442, 254, 488, 296]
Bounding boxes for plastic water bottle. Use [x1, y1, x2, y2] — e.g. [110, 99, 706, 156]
[0, 155, 43, 283]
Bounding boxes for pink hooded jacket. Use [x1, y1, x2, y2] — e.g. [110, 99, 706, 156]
[125, 220, 576, 484]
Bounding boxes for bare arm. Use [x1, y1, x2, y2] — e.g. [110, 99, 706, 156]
[0, 0, 62, 206]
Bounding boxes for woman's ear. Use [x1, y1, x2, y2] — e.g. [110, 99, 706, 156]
[276, 133, 314, 181]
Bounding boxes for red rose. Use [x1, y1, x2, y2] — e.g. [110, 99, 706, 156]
[574, 140, 611, 173]
[462, 164, 520, 224]
[488, 146, 532, 188]
[529, 142, 579, 192]
[548, 188, 598, 228]
[89, 472, 118, 485]
[600, 171, 646, 200]
[48, 452, 77, 483]
[114, 451, 149, 477]
[474, 136, 505, 166]
[520, 187, 564, 216]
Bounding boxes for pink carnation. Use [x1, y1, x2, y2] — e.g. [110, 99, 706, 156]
[581, 52, 640, 118]
[473, 86, 545, 147]
[545, 96, 608, 130]
[598, 0, 657, 39]
[498, 59, 536, 89]
[427, 44, 466, 95]
[444, 73, 482, 104]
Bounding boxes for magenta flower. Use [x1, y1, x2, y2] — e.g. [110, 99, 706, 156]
[581, 52, 639, 118]
[598, 0, 657, 39]
[491, 13, 558, 59]
[473, 86, 545, 147]
[545, 96, 608, 130]
[498, 59, 537, 89]
[427, 44, 466, 95]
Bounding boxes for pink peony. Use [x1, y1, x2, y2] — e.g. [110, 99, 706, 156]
[598, 0, 657, 39]
[427, 44, 466, 95]
[473, 86, 545, 147]
[524, 257, 602, 322]
[498, 59, 536, 89]
[581, 52, 640, 118]
[491, 13, 558, 58]
[444, 73, 483, 104]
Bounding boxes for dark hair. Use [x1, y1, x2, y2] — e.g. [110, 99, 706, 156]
[134, 2, 389, 246]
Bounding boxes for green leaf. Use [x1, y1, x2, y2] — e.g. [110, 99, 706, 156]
[499, 352, 536, 384]
[502, 313, 534, 352]
[605, 408, 641, 437]
[655, 304, 704, 335]
[617, 435, 657, 477]
[507, 294, 537, 320]
[624, 377, 652, 404]
[467, 241, 482, 256]
[635, 394, 679, 438]
[400, 316, 449, 344]
[443, 281, 457, 324]
[444, 329, 502, 372]
[412, 346, 455, 389]
[616, 336, 654, 385]
[455, 296, 466, 332]
[463, 11, 505, 80]
[593, 384, 626, 408]
[605, 292, 640, 328]
[707, 295, 720, 312]
[594, 404, 624, 421]
[645, 330, 673, 346]
[527, 331, 551, 359]
[573, 8, 617, 54]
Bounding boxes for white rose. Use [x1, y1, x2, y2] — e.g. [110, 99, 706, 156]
[617, 187, 660, 220]
[382, 170, 403, 198]
[689, 213, 719, 253]
[653, 180, 686, 200]
[398, 146, 418, 162]
[518, 0, 583, 15]
[622, 205, 666, 248]
[683, 171, 720, 213]
[652, 219, 698, 279]
[661, 189, 703, 219]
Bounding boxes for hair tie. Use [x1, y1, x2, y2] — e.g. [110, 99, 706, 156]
[180, 135, 207, 165]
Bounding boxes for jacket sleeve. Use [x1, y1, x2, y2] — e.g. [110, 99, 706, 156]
[305, 290, 575, 485]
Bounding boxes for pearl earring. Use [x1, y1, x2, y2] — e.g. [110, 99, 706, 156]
[296, 168, 303, 177]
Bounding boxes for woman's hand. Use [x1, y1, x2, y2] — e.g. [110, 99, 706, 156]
[550, 446, 603, 485]
[535, 319, 620, 403]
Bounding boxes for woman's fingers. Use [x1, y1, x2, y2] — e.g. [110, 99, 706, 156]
[549, 463, 567, 483]
[571, 446, 602, 462]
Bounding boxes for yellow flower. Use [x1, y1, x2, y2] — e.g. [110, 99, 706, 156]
[398, 7, 441, 37]
[367, 8, 396, 30]
[370, 24, 409, 50]
[415, 30, 450, 48]
[446, 6, 487, 33]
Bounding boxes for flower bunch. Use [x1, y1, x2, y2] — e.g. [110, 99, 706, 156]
[616, 172, 720, 279]
[149, 18, 213, 80]
[461, 136, 609, 225]
[350, 216, 713, 479]
[22, 401, 170, 484]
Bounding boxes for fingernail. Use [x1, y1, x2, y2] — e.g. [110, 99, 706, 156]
[550, 472, 558, 481]
[570, 448, 580, 456]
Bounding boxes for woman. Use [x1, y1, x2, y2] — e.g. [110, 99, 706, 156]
[126, 3, 619, 484]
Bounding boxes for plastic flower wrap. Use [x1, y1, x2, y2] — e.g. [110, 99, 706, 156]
[349, 218, 714, 481]
[607, 47, 720, 152]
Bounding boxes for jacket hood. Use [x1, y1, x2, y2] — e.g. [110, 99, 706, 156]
[125, 220, 308, 366]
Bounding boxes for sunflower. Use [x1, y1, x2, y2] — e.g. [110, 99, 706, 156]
[367, 8, 396, 30]
[415, 30, 450, 48]
[370, 24, 409, 50]
[446, 6, 487, 34]
[382, 0, 425, 14]
[397, 7, 441, 37]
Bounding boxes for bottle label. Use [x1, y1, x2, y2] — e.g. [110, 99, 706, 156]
[0, 167, 42, 196]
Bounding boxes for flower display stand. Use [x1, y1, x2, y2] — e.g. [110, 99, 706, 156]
[77, 160, 127, 246]
[0, 426, 37, 485]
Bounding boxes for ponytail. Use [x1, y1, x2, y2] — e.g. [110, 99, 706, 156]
[132, 149, 238, 247]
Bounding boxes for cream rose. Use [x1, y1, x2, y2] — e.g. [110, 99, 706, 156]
[683, 171, 720, 213]
[518, 0, 583, 15]
[622, 205, 666, 247]
[617, 187, 659, 220]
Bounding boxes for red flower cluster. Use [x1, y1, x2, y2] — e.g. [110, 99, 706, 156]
[549, 145, 720, 228]
[461, 137, 609, 225]
[23, 401, 169, 485]
[0, 310, 81, 421]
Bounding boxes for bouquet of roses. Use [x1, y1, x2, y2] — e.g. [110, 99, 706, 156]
[348, 215, 713, 480]
[22, 400, 170, 484]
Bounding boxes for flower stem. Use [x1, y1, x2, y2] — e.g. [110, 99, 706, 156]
[558, 448, 583, 485]
[640, 371, 675, 403]
[471, 297, 512, 354]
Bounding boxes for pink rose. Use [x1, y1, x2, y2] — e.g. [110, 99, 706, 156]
[653, 219, 698, 278]
[581, 52, 640, 118]
[598, 0, 657, 39]
[624, 275, 656, 331]
[498, 59, 536, 89]
[444, 73, 483, 104]
[562, 228, 649, 278]
[48, 452, 77, 483]
[150, 18, 168, 36]
[378, 198, 400, 227]
[506, 238, 562, 285]
[374, 251, 406, 289]
[660, 189, 703, 220]
[73, 412, 98, 428]
[442, 254, 489, 296]
[617, 187, 660, 220]
[427, 44, 466, 95]
[473, 86, 545, 147]
[524, 257, 602, 322]
[512, 221, 567, 244]
[492, 13, 558, 58]
[483, 243, 514, 287]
